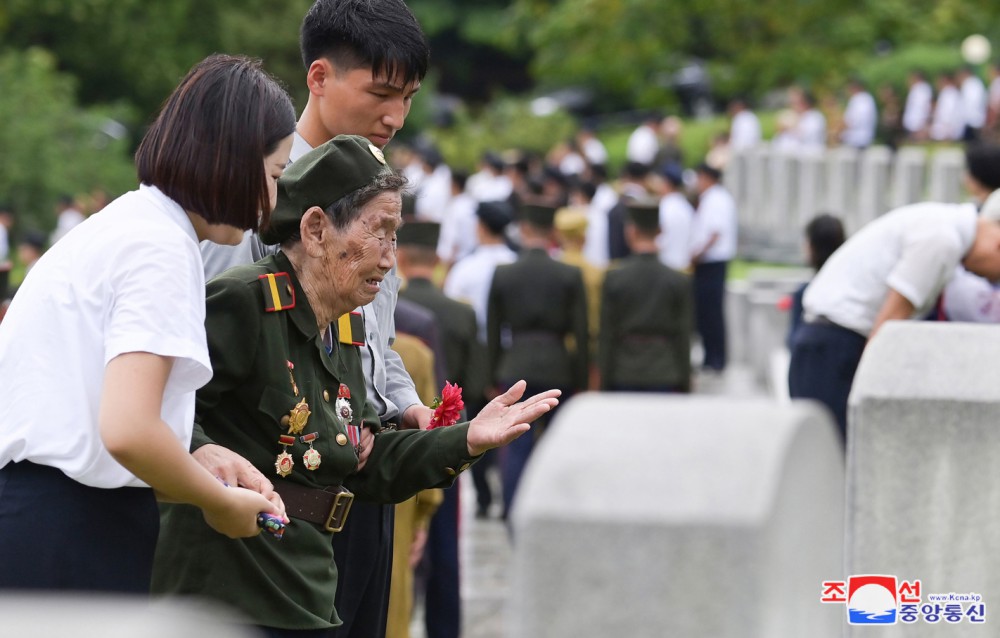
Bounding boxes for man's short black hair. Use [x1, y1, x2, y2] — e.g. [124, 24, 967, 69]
[135, 55, 296, 231]
[300, 0, 429, 87]
[966, 143, 1000, 192]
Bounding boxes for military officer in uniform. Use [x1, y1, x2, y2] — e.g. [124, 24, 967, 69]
[487, 202, 588, 520]
[599, 201, 693, 393]
[151, 136, 561, 637]
[396, 221, 487, 638]
[554, 206, 605, 390]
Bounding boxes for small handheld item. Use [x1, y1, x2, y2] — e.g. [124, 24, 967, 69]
[257, 512, 286, 540]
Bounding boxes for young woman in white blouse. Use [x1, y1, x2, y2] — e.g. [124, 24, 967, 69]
[0, 54, 295, 592]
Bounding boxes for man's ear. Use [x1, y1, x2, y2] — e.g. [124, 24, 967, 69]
[299, 207, 330, 258]
[306, 59, 332, 96]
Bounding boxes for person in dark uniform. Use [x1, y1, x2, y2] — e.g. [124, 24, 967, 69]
[487, 202, 588, 520]
[152, 136, 561, 638]
[599, 201, 693, 392]
[396, 221, 488, 638]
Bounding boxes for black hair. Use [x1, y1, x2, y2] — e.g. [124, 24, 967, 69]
[135, 55, 296, 231]
[965, 143, 1000, 192]
[300, 0, 429, 87]
[805, 214, 845, 271]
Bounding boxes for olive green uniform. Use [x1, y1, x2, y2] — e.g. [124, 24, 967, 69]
[486, 248, 589, 391]
[598, 252, 693, 391]
[399, 277, 486, 400]
[151, 252, 477, 630]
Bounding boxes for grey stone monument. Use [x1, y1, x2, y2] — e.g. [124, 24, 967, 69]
[767, 148, 798, 234]
[796, 150, 827, 229]
[509, 395, 845, 638]
[824, 147, 860, 228]
[927, 148, 965, 204]
[857, 146, 892, 228]
[847, 321, 1000, 637]
[0, 596, 259, 637]
[890, 146, 928, 209]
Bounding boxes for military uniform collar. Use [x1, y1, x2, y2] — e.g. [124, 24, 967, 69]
[405, 277, 435, 290]
[272, 250, 322, 340]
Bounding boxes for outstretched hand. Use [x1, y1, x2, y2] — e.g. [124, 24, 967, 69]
[466, 381, 561, 457]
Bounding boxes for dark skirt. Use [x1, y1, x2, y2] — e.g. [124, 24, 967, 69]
[0, 461, 159, 593]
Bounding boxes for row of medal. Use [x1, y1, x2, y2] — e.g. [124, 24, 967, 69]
[274, 361, 362, 477]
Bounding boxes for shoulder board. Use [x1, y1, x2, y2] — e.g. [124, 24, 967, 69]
[258, 272, 296, 312]
[337, 310, 366, 346]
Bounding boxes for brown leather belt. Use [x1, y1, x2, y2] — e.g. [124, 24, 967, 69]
[273, 481, 354, 533]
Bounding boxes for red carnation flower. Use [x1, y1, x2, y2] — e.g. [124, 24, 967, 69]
[428, 381, 464, 429]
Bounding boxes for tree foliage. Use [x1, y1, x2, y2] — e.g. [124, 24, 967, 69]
[507, 0, 1000, 103]
[0, 48, 135, 231]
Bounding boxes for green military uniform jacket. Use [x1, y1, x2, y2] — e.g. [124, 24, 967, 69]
[487, 247, 588, 390]
[599, 252, 692, 390]
[151, 252, 478, 631]
[399, 277, 487, 402]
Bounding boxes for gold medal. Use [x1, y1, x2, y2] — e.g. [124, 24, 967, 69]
[275, 451, 294, 477]
[275, 435, 295, 477]
[286, 398, 311, 435]
[336, 433, 348, 446]
[301, 432, 321, 471]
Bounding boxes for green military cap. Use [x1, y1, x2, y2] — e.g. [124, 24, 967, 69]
[396, 221, 440, 248]
[520, 202, 557, 229]
[260, 134, 394, 244]
[625, 198, 660, 232]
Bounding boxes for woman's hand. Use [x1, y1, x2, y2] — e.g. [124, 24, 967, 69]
[466, 381, 561, 457]
[201, 486, 284, 539]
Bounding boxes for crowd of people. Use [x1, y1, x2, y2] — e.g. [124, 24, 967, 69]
[4, 1, 1000, 637]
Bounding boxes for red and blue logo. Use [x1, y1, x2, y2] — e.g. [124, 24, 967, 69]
[847, 575, 897, 624]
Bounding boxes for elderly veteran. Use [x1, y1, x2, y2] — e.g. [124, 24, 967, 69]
[152, 135, 559, 636]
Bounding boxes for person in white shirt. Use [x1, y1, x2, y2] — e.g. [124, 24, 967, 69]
[0, 54, 292, 593]
[958, 65, 988, 141]
[790, 87, 827, 150]
[728, 97, 762, 151]
[414, 147, 452, 223]
[789, 200, 1000, 440]
[902, 70, 933, 140]
[466, 152, 513, 203]
[652, 163, 694, 271]
[577, 127, 608, 167]
[840, 78, 878, 148]
[437, 170, 479, 268]
[691, 162, 738, 371]
[931, 72, 965, 142]
[625, 114, 662, 166]
[49, 194, 85, 244]
[583, 164, 617, 268]
[444, 201, 517, 342]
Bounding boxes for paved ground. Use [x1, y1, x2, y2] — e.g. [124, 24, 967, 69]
[410, 364, 768, 638]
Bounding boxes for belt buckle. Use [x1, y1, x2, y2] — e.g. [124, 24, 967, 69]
[324, 488, 355, 533]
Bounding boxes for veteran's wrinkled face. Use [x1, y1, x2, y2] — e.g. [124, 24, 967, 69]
[325, 191, 402, 309]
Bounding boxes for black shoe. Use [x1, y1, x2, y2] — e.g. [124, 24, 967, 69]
[475, 505, 490, 520]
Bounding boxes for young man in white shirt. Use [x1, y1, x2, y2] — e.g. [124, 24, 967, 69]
[691, 162, 738, 372]
[789, 200, 1000, 441]
[652, 163, 695, 272]
[728, 97, 762, 151]
[903, 70, 933, 140]
[840, 78, 878, 149]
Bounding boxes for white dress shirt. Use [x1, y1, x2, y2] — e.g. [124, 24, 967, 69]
[0, 185, 212, 488]
[841, 91, 878, 148]
[903, 81, 932, 134]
